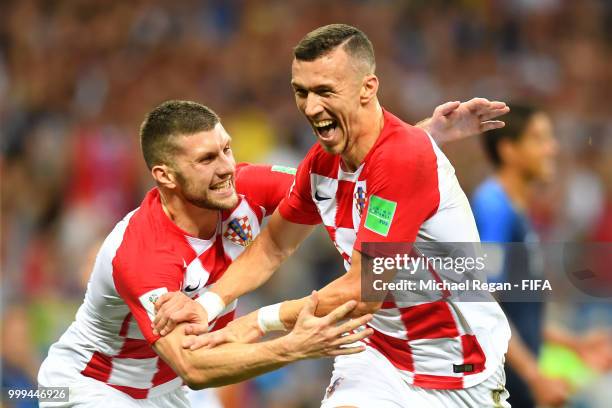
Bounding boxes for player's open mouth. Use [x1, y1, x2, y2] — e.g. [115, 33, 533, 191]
[313, 119, 338, 141]
[210, 179, 234, 196]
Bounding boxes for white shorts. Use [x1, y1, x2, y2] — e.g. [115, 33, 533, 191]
[186, 388, 223, 408]
[38, 357, 190, 408]
[321, 346, 510, 408]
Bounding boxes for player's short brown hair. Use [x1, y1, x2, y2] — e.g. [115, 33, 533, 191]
[294, 24, 375, 74]
[140, 100, 219, 170]
[481, 104, 538, 167]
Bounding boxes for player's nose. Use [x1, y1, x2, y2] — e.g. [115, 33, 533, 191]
[304, 93, 324, 118]
[217, 152, 235, 178]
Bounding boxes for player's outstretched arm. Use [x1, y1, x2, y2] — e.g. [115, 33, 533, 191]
[211, 210, 314, 307]
[417, 98, 509, 145]
[153, 210, 313, 336]
[172, 250, 381, 348]
[277, 249, 389, 330]
[153, 291, 372, 389]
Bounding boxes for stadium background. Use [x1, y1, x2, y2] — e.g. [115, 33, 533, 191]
[1, 0, 611, 407]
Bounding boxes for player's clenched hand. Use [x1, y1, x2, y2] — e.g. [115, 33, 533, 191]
[425, 98, 510, 145]
[182, 312, 264, 351]
[152, 291, 208, 337]
[280, 291, 373, 360]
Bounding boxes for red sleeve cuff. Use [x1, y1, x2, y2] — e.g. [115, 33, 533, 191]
[278, 199, 321, 225]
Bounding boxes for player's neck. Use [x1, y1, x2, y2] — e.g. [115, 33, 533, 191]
[497, 167, 530, 210]
[340, 102, 384, 172]
[159, 190, 219, 240]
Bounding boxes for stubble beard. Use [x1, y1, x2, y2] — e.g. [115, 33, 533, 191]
[176, 172, 238, 211]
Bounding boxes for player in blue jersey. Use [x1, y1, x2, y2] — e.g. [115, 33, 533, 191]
[471, 105, 612, 407]
[472, 104, 566, 407]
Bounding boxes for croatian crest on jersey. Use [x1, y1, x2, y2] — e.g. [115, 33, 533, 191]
[354, 186, 367, 216]
[224, 216, 253, 246]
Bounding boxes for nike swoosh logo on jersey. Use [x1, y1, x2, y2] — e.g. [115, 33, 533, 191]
[184, 279, 201, 292]
[314, 191, 331, 201]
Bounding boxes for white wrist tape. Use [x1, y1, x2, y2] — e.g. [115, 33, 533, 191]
[196, 292, 225, 323]
[257, 303, 286, 333]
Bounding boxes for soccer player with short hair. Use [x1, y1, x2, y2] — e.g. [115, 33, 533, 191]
[37, 100, 375, 407]
[155, 24, 512, 407]
[38, 95, 503, 407]
[472, 104, 572, 407]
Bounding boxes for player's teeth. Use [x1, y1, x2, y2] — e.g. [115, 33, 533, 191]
[213, 180, 230, 189]
[315, 120, 333, 128]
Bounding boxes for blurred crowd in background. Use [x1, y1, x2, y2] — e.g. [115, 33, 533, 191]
[1, 0, 611, 407]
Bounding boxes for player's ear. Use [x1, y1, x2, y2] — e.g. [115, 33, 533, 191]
[360, 74, 378, 105]
[152, 164, 178, 189]
[498, 139, 517, 165]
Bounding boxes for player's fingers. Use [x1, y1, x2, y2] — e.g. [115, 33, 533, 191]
[328, 345, 367, 356]
[153, 300, 173, 325]
[464, 97, 490, 113]
[332, 328, 374, 347]
[479, 106, 510, 121]
[322, 299, 358, 325]
[154, 293, 174, 311]
[487, 100, 508, 110]
[190, 332, 228, 350]
[153, 297, 181, 325]
[182, 335, 212, 350]
[333, 314, 372, 336]
[181, 336, 196, 349]
[153, 303, 181, 331]
[184, 323, 209, 336]
[480, 120, 506, 132]
[159, 312, 180, 336]
[153, 311, 171, 335]
[300, 290, 319, 317]
[160, 309, 193, 336]
[189, 338, 214, 351]
[434, 101, 460, 117]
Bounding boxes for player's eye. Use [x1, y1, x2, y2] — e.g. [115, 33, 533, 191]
[313, 86, 333, 97]
[223, 145, 232, 153]
[294, 88, 307, 98]
[198, 154, 214, 164]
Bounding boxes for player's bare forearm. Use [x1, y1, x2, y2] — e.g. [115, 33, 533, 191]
[152, 213, 313, 336]
[155, 294, 372, 388]
[212, 211, 314, 305]
[213, 215, 307, 304]
[280, 277, 361, 328]
[155, 323, 296, 389]
[212, 224, 284, 305]
[183, 337, 295, 388]
[415, 117, 433, 134]
[280, 251, 380, 328]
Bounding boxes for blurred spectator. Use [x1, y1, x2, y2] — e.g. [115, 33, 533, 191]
[1, 305, 39, 408]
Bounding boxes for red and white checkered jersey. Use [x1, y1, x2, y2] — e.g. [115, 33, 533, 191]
[40, 163, 294, 399]
[279, 110, 510, 390]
